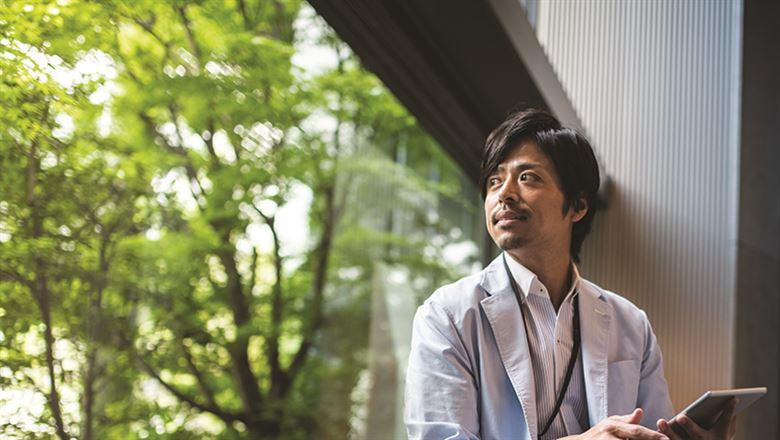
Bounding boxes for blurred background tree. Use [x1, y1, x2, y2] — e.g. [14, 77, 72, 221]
[0, 1, 481, 438]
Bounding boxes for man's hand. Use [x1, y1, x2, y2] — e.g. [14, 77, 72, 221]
[560, 408, 669, 439]
[656, 398, 737, 440]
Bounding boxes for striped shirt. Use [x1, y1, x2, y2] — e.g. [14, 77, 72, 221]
[504, 253, 590, 439]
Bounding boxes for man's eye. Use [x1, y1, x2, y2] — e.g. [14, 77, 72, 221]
[489, 177, 501, 186]
[520, 173, 539, 182]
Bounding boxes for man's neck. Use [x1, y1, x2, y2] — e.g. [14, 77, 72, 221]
[506, 249, 572, 312]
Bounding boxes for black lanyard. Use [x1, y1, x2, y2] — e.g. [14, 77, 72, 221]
[502, 254, 581, 439]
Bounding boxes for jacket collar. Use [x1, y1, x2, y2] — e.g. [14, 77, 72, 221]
[479, 254, 538, 438]
[577, 278, 613, 426]
[478, 254, 613, 435]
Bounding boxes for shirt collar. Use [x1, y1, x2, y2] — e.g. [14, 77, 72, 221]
[503, 251, 581, 304]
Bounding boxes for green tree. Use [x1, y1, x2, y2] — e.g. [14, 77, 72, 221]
[0, 2, 158, 438]
[0, 1, 481, 438]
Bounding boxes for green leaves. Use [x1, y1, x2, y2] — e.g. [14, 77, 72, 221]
[1, 1, 482, 438]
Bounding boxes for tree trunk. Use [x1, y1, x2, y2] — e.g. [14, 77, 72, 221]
[216, 246, 264, 415]
[27, 138, 68, 440]
[246, 419, 281, 440]
[82, 235, 110, 440]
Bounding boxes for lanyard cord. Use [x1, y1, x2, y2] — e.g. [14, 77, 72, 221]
[502, 254, 581, 438]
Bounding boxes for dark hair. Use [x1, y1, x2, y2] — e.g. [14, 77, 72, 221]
[479, 108, 600, 262]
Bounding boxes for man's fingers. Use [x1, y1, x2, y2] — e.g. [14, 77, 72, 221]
[607, 420, 669, 440]
[666, 399, 738, 440]
[604, 409, 669, 440]
[656, 419, 683, 440]
[714, 398, 738, 436]
[611, 408, 644, 424]
[676, 415, 708, 437]
[628, 407, 644, 425]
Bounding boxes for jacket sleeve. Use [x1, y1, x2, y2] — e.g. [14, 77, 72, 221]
[636, 311, 675, 426]
[404, 300, 480, 440]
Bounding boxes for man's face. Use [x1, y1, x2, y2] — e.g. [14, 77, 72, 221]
[484, 141, 585, 255]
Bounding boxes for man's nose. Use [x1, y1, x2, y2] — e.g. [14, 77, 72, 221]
[497, 178, 519, 204]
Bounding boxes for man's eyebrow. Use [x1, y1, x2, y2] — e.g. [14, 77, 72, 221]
[495, 162, 544, 172]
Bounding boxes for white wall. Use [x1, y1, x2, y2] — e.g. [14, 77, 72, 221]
[534, 0, 742, 409]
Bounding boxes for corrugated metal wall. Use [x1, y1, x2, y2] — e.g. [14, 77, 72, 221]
[534, 0, 742, 410]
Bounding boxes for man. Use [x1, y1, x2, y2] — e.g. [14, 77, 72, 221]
[404, 109, 736, 439]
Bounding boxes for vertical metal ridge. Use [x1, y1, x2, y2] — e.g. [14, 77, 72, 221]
[535, 0, 742, 409]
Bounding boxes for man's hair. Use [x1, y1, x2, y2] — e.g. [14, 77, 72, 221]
[479, 108, 600, 262]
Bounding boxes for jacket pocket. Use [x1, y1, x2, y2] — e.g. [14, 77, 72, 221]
[607, 359, 640, 416]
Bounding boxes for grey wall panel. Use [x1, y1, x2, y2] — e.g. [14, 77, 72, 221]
[735, 0, 780, 437]
[535, 0, 742, 410]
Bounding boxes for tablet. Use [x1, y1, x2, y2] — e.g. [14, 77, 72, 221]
[669, 387, 767, 432]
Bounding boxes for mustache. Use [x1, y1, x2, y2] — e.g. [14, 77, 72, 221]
[492, 205, 532, 223]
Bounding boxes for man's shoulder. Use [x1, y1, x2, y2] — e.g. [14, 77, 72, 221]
[422, 269, 489, 322]
[421, 267, 654, 328]
[579, 277, 650, 324]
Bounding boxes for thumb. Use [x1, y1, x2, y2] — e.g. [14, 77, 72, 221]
[612, 408, 644, 425]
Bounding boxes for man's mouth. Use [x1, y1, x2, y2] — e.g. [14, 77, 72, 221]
[493, 209, 530, 225]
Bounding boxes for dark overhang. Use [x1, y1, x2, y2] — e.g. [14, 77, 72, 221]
[307, 0, 584, 183]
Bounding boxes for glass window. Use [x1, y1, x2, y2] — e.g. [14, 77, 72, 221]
[0, 2, 484, 438]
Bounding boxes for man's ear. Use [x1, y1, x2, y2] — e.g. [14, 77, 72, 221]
[572, 196, 588, 222]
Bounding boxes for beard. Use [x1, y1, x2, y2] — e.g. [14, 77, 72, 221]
[490, 206, 532, 251]
[496, 233, 528, 251]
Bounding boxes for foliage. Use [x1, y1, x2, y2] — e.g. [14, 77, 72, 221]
[0, 1, 481, 439]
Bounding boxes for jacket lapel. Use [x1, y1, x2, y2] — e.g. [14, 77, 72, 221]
[479, 256, 537, 440]
[578, 282, 612, 427]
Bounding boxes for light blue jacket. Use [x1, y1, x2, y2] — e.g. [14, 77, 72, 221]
[404, 256, 673, 439]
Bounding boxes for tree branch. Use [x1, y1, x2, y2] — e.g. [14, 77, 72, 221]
[282, 180, 335, 394]
[280, 71, 352, 395]
[248, 245, 258, 298]
[167, 4, 222, 167]
[220, 120, 245, 162]
[166, 104, 190, 151]
[130, 14, 173, 60]
[82, 232, 112, 440]
[281, 127, 342, 396]
[0, 268, 33, 288]
[135, 350, 245, 424]
[270, 0, 291, 42]
[255, 207, 284, 396]
[111, 18, 144, 85]
[213, 245, 265, 415]
[26, 124, 69, 440]
[174, 4, 202, 69]
[137, 110, 208, 207]
[180, 340, 219, 409]
[167, 105, 211, 197]
[204, 119, 221, 167]
[237, 0, 253, 30]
